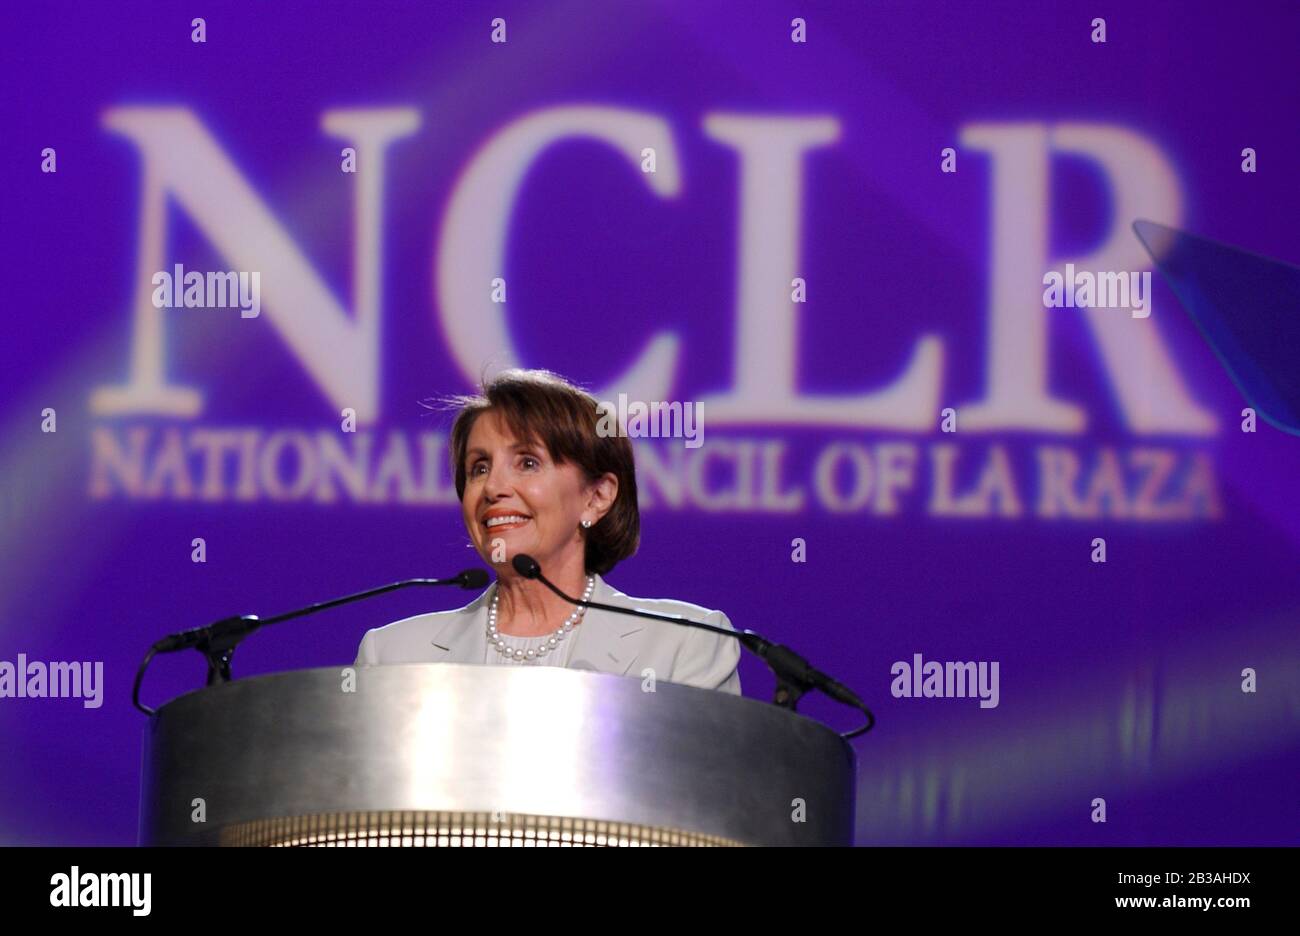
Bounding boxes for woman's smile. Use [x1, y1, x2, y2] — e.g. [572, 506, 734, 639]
[482, 510, 532, 533]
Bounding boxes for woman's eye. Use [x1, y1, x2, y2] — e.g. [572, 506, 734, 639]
[470, 462, 487, 476]
[521, 456, 540, 470]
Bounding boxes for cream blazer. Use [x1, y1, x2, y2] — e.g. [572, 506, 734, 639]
[354, 573, 742, 695]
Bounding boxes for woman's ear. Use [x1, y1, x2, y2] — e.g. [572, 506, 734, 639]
[585, 472, 619, 521]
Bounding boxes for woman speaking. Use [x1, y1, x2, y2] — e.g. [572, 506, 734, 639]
[354, 369, 741, 695]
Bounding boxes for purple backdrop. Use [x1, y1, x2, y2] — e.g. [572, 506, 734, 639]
[2, 0, 1297, 845]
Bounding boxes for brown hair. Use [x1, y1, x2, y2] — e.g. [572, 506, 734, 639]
[445, 369, 639, 575]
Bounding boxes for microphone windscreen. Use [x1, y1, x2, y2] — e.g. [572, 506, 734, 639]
[511, 554, 541, 579]
[458, 568, 490, 589]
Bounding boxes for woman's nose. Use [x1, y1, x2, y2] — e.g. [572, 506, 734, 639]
[482, 462, 512, 499]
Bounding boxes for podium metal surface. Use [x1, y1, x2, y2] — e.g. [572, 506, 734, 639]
[140, 664, 855, 846]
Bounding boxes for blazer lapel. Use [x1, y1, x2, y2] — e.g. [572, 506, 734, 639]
[427, 586, 491, 663]
[568, 574, 647, 677]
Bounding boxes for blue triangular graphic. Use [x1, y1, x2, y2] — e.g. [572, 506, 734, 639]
[1134, 219, 1300, 435]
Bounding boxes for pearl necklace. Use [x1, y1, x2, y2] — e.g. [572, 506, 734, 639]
[487, 575, 595, 662]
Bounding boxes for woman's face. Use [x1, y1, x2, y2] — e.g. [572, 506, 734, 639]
[460, 409, 609, 577]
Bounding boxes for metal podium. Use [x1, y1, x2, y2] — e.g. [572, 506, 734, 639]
[139, 664, 855, 846]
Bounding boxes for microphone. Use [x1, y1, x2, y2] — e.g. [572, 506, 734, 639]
[455, 568, 492, 590]
[511, 554, 875, 738]
[511, 554, 541, 579]
[134, 568, 491, 716]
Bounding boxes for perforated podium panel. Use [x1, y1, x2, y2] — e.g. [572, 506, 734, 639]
[140, 664, 855, 846]
[219, 811, 740, 847]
